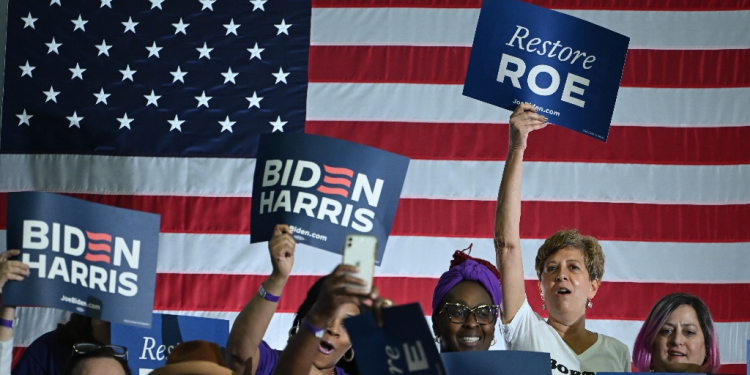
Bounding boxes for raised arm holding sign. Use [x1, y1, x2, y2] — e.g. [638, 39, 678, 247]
[226, 224, 296, 374]
[228, 224, 377, 375]
[494, 104, 630, 373]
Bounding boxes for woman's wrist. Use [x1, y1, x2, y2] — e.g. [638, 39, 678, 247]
[507, 142, 527, 154]
[0, 306, 15, 321]
[262, 274, 288, 295]
[258, 284, 281, 302]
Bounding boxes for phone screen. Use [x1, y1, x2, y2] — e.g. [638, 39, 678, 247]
[342, 235, 377, 292]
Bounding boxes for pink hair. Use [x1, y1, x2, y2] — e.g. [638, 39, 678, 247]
[632, 293, 720, 373]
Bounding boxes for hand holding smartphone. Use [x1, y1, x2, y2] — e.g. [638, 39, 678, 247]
[342, 234, 377, 292]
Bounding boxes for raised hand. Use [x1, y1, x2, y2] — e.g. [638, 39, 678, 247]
[306, 264, 376, 328]
[268, 224, 295, 280]
[0, 250, 30, 292]
[508, 103, 548, 151]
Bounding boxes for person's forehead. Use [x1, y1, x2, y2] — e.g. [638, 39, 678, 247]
[666, 304, 701, 323]
[444, 280, 492, 305]
[545, 247, 584, 263]
[339, 301, 361, 316]
[74, 357, 126, 375]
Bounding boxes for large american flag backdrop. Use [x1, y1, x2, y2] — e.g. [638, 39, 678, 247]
[1, 0, 748, 372]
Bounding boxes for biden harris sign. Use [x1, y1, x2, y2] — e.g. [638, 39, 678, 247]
[5, 192, 160, 328]
[463, 0, 629, 142]
[250, 133, 410, 265]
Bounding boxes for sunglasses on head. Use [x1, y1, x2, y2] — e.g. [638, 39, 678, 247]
[73, 343, 128, 360]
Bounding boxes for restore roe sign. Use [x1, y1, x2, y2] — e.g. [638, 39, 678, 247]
[463, 0, 629, 141]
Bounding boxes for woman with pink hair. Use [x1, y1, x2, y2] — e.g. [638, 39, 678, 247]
[632, 293, 720, 373]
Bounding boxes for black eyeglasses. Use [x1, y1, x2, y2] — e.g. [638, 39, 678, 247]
[438, 303, 499, 325]
[73, 343, 128, 360]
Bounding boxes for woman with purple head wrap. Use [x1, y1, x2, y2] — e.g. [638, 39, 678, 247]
[431, 246, 503, 353]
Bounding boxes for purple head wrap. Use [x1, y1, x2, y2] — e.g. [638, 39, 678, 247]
[431, 258, 503, 317]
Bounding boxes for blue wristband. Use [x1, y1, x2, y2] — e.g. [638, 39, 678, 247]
[258, 284, 281, 303]
[0, 318, 12, 329]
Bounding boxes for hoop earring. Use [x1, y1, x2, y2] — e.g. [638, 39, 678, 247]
[435, 335, 441, 344]
[491, 338, 497, 346]
[587, 299, 593, 309]
[344, 348, 355, 362]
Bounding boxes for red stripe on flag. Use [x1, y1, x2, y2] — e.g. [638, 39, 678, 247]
[0, 194, 252, 234]
[3, 195, 750, 242]
[394, 199, 750, 242]
[309, 46, 750, 88]
[153, 273, 750, 321]
[623, 49, 750, 88]
[12, 347, 25, 369]
[717, 364, 747, 374]
[310, 46, 470, 84]
[307, 121, 750, 165]
[311, 0, 750, 10]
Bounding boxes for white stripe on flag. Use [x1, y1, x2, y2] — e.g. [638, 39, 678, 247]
[4, 157, 749, 204]
[311, 8, 750, 49]
[306, 83, 750, 127]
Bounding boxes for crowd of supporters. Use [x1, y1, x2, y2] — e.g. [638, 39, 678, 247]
[2, 105, 721, 375]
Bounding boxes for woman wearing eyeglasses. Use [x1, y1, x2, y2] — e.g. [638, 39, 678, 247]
[431, 247, 504, 353]
[494, 104, 630, 373]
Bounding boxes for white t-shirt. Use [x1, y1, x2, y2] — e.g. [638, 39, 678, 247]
[501, 299, 631, 375]
[0, 337, 12, 375]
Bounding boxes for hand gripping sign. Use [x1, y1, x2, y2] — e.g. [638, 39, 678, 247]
[250, 133, 410, 265]
[345, 303, 446, 375]
[5, 192, 160, 328]
[463, 0, 629, 142]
